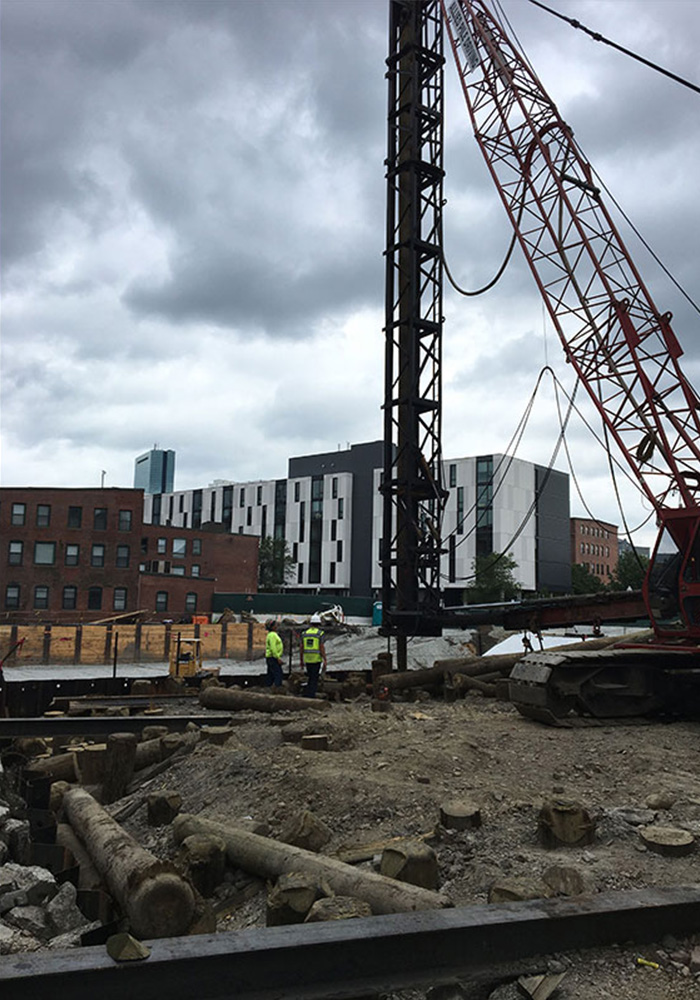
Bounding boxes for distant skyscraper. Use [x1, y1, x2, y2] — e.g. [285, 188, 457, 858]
[134, 448, 175, 494]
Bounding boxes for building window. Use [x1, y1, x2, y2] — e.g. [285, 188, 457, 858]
[11, 503, 25, 526]
[456, 487, 465, 535]
[329, 563, 336, 584]
[116, 545, 130, 568]
[5, 585, 20, 609]
[88, 587, 103, 610]
[34, 541, 56, 565]
[247, 506, 252, 527]
[337, 540, 343, 562]
[173, 538, 186, 558]
[294, 482, 300, 502]
[331, 520, 337, 542]
[8, 541, 23, 566]
[448, 535, 456, 583]
[113, 587, 127, 611]
[91, 544, 105, 567]
[171, 565, 185, 576]
[299, 501, 306, 543]
[292, 542, 298, 561]
[449, 464, 457, 488]
[239, 488, 245, 508]
[157, 538, 167, 554]
[36, 504, 51, 527]
[185, 592, 197, 613]
[155, 591, 168, 612]
[65, 544, 80, 566]
[62, 586, 77, 610]
[256, 485, 262, 506]
[119, 510, 132, 531]
[34, 585, 49, 610]
[67, 506, 82, 528]
[141, 538, 149, 555]
[192, 539, 202, 556]
[191, 564, 200, 577]
[332, 477, 338, 499]
[297, 564, 303, 584]
[338, 498, 344, 520]
[93, 508, 108, 530]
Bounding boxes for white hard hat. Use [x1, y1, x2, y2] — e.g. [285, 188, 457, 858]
[310, 613, 322, 624]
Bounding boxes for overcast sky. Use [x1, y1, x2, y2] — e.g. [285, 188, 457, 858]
[3, 0, 700, 549]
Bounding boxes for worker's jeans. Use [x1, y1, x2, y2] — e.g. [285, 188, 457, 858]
[266, 657, 283, 688]
[303, 662, 321, 698]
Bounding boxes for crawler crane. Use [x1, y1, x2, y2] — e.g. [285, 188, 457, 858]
[382, 1, 700, 721]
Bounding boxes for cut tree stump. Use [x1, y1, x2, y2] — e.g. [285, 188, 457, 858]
[304, 896, 372, 922]
[75, 745, 107, 786]
[439, 800, 482, 831]
[102, 732, 137, 804]
[172, 813, 452, 915]
[280, 809, 332, 852]
[147, 790, 182, 826]
[538, 800, 596, 848]
[200, 686, 331, 714]
[266, 872, 325, 926]
[379, 840, 439, 890]
[639, 825, 696, 857]
[178, 834, 226, 896]
[488, 878, 552, 903]
[542, 864, 587, 897]
[63, 786, 195, 939]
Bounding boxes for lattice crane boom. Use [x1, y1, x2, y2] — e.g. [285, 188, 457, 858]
[441, 0, 700, 639]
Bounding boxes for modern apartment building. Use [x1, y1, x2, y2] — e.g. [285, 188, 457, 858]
[1, 487, 258, 622]
[144, 442, 571, 599]
[570, 516, 619, 584]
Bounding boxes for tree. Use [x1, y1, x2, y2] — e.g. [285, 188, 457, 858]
[465, 552, 520, 604]
[570, 562, 606, 595]
[258, 537, 294, 592]
[609, 548, 649, 591]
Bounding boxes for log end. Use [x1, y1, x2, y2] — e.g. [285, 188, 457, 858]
[129, 871, 196, 939]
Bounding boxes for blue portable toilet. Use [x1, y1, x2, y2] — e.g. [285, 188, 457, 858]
[372, 601, 383, 626]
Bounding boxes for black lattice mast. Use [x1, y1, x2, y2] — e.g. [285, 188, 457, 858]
[382, 0, 447, 658]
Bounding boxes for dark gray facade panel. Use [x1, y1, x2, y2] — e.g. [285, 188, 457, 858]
[289, 441, 384, 598]
[535, 465, 571, 594]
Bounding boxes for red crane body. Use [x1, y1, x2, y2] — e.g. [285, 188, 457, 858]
[442, 0, 700, 643]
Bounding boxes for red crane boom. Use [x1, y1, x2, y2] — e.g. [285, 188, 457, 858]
[442, 0, 700, 642]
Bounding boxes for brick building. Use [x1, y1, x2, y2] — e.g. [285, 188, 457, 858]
[570, 516, 619, 584]
[0, 487, 258, 622]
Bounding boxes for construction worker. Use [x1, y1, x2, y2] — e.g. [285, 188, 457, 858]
[265, 620, 284, 688]
[300, 614, 327, 698]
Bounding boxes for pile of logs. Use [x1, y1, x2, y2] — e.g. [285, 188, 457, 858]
[372, 632, 652, 702]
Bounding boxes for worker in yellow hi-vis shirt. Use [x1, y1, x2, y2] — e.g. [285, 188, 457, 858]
[265, 620, 284, 688]
[300, 614, 327, 698]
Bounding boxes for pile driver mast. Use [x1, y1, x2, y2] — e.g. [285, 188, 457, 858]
[382, 0, 448, 665]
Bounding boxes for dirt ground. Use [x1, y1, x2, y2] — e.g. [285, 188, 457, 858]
[112, 628, 700, 1000]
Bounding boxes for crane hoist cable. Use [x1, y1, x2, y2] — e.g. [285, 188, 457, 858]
[526, 0, 700, 98]
[444, 370, 579, 583]
[551, 371, 655, 566]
